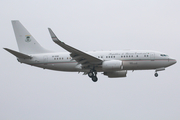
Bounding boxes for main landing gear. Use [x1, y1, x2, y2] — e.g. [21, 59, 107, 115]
[88, 69, 98, 82]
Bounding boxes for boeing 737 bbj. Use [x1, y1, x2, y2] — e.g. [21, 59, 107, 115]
[4, 20, 177, 82]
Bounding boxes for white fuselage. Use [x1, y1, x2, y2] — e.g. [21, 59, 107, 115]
[18, 50, 176, 72]
[5, 20, 177, 81]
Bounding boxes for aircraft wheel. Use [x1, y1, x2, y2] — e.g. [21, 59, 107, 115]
[92, 76, 98, 82]
[154, 73, 158, 77]
[88, 72, 94, 78]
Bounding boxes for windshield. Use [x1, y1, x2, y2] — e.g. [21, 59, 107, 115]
[160, 54, 168, 57]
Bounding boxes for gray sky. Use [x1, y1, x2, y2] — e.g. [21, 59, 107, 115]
[0, 0, 180, 119]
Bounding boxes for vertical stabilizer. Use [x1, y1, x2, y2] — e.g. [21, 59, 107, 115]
[12, 20, 51, 54]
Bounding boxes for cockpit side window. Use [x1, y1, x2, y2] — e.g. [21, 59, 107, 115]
[160, 54, 168, 57]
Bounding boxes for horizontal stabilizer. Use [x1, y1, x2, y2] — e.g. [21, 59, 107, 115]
[4, 48, 32, 59]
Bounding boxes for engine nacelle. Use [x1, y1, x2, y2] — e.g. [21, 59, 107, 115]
[102, 60, 122, 71]
[104, 70, 127, 78]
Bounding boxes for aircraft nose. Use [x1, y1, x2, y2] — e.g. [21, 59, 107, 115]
[169, 58, 177, 65]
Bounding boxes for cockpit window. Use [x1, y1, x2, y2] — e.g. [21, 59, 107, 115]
[160, 54, 168, 57]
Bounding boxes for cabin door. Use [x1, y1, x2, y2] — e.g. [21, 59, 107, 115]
[150, 53, 155, 61]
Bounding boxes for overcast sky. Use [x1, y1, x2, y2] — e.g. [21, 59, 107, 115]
[0, 0, 180, 120]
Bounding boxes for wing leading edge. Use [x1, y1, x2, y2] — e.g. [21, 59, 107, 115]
[48, 28, 102, 67]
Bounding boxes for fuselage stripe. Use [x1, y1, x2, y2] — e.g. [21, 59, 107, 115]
[30, 59, 173, 65]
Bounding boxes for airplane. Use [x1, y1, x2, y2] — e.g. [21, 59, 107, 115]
[4, 20, 177, 82]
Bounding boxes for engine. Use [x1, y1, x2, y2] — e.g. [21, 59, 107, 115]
[104, 70, 127, 78]
[102, 60, 123, 71]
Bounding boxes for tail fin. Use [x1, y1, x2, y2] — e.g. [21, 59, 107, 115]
[12, 20, 51, 54]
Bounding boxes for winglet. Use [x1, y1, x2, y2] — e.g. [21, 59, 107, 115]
[48, 28, 60, 42]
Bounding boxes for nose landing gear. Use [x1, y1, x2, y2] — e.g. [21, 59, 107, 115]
[154, 72, 158, 77]
[154, 68, 165, 77]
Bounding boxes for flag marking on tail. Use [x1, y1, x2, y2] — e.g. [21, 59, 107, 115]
[25, 35, 31, 42]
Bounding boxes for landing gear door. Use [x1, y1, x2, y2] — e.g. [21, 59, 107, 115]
[150, 53, 155, 61]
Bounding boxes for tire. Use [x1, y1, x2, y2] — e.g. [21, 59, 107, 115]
[88, 72, 94, 78]
[154, 73, 158, 77]
[92, 76, 98, 82]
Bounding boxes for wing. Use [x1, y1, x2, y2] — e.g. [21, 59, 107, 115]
[48, 28, 102, 67]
